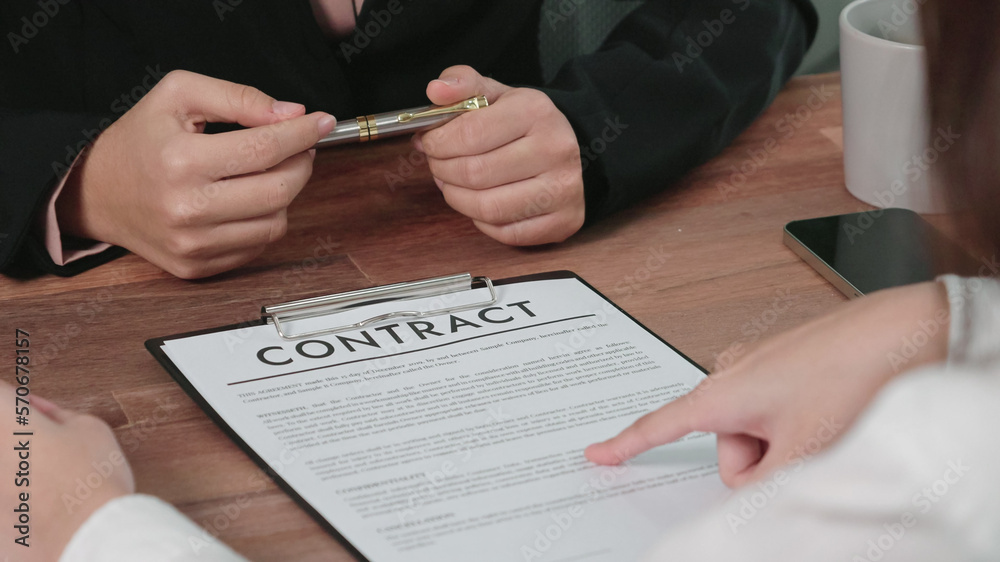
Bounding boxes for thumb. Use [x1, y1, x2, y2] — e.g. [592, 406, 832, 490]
[426, 65, 511, 107]
[716, 433, 767, 488]
[161, 70, 307, 129]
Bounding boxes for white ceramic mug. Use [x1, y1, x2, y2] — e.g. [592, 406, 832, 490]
[840, 0, 950, 214]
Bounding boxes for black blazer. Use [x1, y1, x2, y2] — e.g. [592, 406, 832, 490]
[0, 0, 817, 276]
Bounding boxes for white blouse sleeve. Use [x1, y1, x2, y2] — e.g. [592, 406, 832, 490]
[59, 494, 249, 562]
[641, 364, 1000, 561]
[940, 274, 1000, 367]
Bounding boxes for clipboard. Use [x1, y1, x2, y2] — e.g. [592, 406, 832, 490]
[146, 271, 707, 562]
[263, 273, 498, 340]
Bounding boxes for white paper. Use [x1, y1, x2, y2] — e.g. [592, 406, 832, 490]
[161, 277, 728, 561]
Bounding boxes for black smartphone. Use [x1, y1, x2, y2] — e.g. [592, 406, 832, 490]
[783, 208, 981, 298]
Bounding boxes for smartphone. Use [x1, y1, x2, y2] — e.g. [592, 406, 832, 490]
[783, 208, 981, 298]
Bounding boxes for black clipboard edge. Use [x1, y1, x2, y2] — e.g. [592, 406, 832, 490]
[145, 322, 372, 562]
[144, 270, 707, 562]
[511, 271, 708, 377]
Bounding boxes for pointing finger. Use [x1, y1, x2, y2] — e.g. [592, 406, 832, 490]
[585, 377, 739, 465]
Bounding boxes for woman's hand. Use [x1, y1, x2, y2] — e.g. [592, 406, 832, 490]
[57, 70, 337, 279]
[2, 383, 135, 560]
[586, 281, 951, 488]
[414, 65, 585, 246]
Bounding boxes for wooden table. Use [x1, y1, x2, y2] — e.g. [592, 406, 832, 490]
[2, 72, 874, 560]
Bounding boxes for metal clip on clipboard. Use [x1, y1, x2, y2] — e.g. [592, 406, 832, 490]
[262, 273, 497, 341]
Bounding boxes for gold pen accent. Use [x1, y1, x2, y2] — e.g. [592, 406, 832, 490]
[397, 95, 489, 123]
[357, 115, 379, 142]
[360, 114, 377, 141]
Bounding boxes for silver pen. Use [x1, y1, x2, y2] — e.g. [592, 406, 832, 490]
[315, 95, 489, 147]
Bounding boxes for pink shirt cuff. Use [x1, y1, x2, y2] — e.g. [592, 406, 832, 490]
[39, 154, 111, 266]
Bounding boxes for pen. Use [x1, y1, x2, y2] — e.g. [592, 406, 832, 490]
[315, 95, 489, 147]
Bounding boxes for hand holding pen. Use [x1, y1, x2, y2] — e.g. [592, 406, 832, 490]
[53, 70, 337, 279]
[412, 65, 586, 247]
[315, 67, 586, 247]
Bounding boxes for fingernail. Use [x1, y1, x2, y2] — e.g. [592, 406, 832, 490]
[412, 135, 424, 153]
[433, 177, 444, 189]
[272, 101, 304, 115]
[317, 114, 337, 135]
[308, 148, 317, 159]
[432, 77, 460, 87]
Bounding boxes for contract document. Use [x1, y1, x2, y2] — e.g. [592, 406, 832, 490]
[148, 272, 728, 561]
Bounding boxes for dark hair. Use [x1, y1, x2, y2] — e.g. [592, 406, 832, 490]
[923, 1, 1000, 253]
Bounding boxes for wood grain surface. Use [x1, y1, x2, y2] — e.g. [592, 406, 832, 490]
[2, 73, 912, 560]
